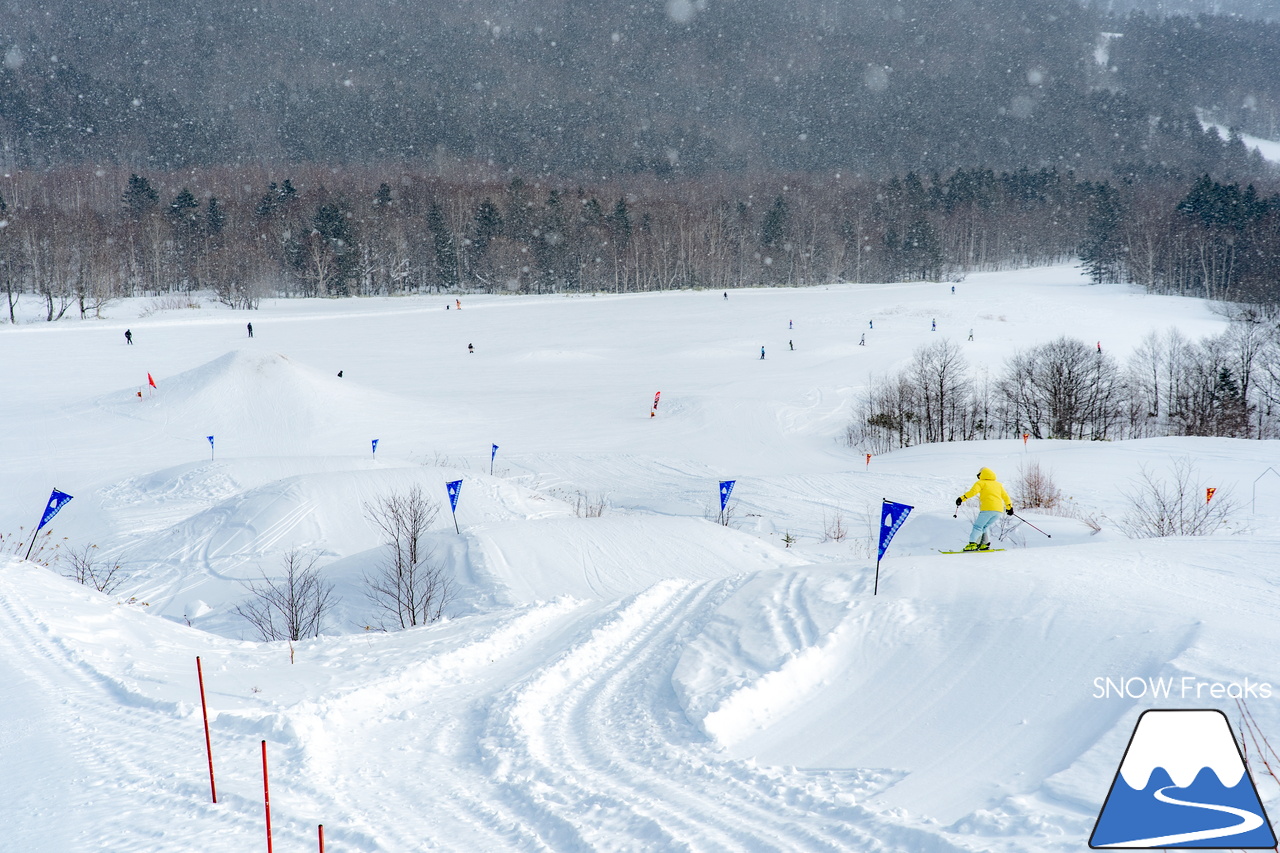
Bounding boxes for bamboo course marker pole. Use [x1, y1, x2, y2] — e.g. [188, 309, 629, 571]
[196, 657, 217, 803]
[262, 741, 273, 853]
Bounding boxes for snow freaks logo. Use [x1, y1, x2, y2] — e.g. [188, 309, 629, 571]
[1089, 709, 1277, 849]
[1093, 676, 1273, 700]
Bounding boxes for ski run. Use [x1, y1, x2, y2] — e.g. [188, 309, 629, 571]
[3, 264, 1280, 851]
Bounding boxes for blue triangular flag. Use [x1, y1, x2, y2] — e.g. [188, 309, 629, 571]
[37, 489, 74, 531]
[877, 500, 913, 560]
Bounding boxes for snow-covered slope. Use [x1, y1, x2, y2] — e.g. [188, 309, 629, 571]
[2, 266, 1278, 851]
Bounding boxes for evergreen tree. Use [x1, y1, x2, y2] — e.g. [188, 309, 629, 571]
[902, 216, 943, 281]
[426, 201, 459, 290]
[761, 195, 789, 250]
[608, 198, 632, 250]
[1080, 182, 1124, 284]
[205, 197, 225, 237]
[122, 174, 159, 217]
[168, 187, 200, 233]
[311, 202, 358, 296]
[472, 198, 503, 256]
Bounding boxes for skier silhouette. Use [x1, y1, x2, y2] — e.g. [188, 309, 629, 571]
[760, 346, 766, 360]
[931, 319, 937, 332]
[859, 333, 866, 346]
[789, 340, 794, 351]
[468, 343, 474, 354]
[124, 329, 133, 345]
[247, 322, 253, 338]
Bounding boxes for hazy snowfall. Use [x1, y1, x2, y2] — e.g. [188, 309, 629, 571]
[3, 265, 1279, 851]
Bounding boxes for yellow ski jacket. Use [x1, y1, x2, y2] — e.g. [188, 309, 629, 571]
[959, 467, 1013, 512]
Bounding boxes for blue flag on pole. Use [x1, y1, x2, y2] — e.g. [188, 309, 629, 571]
[446, 479, 462, 513]
[37, 489, 74, 531]
[878, 500, 913, 560]
[719, 480, 736, 511]
[207, 435, 214, 448]
[372, 439, 379, 455]
[491, 444, 499, 462]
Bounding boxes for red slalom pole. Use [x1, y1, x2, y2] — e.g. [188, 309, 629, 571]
[196, 657, 217, 803]
[318, 824, 325, 852]
[262, 741, 273, 853]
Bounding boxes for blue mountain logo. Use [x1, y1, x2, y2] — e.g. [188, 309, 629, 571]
[1090, 709, 1276, 848]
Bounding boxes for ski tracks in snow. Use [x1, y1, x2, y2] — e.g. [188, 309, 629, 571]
[0, 580, 289, 851]
[468, 577, 963, 852]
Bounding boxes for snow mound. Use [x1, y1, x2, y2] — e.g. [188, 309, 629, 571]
[96, 349, 425, 456]
[117, 464, 569, 625]
[673, 537, 1280, 824]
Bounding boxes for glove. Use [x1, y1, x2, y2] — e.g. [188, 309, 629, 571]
[955, 497, 962, 507]
[1006, 507, 1014, 516]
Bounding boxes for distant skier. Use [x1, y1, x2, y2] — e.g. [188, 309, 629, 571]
[760, 346, 765, 360]
[337, 370, 343, 378]
[724, 292, 728, 300]
[247, 322, 253, 338]
[468, 343, 474, 354]
[955, 467, 1014, 551]
[789, 319, 792, 329]
[951, 285, 955, 294]
[968, 328, 974, 341]
[859, 333, 866, 346]
[789, 340, 794, 350]
[1097, 341, 1102, 353]
[124, 329, 133, 345]
[931, 319, 937, 332]
[869, 320, 873, 330]
[456, 298, 461, 310]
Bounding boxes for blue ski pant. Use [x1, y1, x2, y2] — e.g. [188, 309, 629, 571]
[969, 510, 1002, 545]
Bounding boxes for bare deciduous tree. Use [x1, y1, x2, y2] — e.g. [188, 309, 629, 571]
[1013, 460, 1063, 511]
[363, 486, 453, 630]
[61, 543, 125, 594]
[234, 548, 335, 641]
[1119, 458, 1237, 538]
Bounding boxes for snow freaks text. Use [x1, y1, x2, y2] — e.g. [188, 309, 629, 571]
[1093, 677, 1273, 700]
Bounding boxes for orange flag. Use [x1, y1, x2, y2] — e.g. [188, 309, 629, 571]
[1206, 487, 1216, 503]
[147, 373, 157, 389]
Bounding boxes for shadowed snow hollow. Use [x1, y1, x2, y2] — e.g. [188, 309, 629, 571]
[453, 516, 809, 606]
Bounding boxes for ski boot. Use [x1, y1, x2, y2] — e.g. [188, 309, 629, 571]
[962, 543, 980, 552]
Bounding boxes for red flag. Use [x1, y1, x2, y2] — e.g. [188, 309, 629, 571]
[148, 373, 157, 388]
[1206, 487, 1216, 503]
[650, 391, 661, 417]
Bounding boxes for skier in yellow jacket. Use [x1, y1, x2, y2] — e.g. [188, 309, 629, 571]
[956, 467, 1014, 551]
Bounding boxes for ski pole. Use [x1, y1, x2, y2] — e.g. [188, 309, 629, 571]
[1012, 512, 1051, 538]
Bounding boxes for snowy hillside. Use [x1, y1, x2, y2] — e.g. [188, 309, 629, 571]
[3, 266, 1279, 851]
